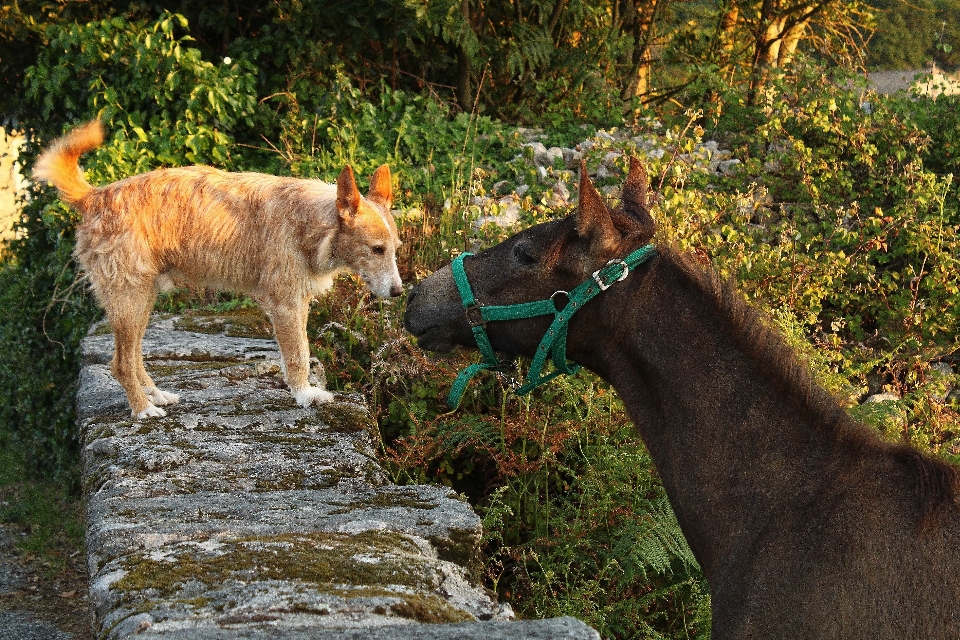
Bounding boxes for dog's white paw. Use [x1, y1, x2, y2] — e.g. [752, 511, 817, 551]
[147, 388, 180, 406]
[294, 386, 335, 407]
[135, 404, 167, 419]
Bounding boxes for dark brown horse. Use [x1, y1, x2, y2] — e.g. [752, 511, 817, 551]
[404, 159, 960, 638]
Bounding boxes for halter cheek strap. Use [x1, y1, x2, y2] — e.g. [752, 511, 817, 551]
[448, 244, 656, 408]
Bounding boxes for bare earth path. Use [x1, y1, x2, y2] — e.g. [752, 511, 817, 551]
[0, 523, 91, 640]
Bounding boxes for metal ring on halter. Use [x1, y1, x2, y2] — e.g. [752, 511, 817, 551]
[550, 290, 570, 311]
[592, 259, 630, 291]
[464, 304, 486, 327]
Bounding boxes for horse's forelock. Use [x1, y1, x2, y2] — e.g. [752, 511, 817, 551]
[539, 209, 651, 271]
[543, 217, 579, 270]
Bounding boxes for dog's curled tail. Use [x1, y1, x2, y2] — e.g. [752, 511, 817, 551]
[33, 119, 105, 203]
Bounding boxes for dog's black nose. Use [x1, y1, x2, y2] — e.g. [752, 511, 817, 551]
[390, 284, 403, 298]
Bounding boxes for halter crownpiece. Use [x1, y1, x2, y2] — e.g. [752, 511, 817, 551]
[447, 243, 657, 408]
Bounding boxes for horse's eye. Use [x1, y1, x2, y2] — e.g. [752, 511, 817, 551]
[372, 245, 387, 256]
[513, 243, 537, 265]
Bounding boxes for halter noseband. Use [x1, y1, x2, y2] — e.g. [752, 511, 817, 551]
[447, 244, 656, 408]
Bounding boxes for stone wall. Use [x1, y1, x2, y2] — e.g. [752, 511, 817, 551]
[77, 312, 598, 638]
[867, 67, 960, 97]
[0, 127, 25, 242]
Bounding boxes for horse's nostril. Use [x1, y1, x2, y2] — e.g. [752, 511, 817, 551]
[390, 284, 403, 298]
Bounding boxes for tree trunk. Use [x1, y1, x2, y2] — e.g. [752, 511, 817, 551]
[748, 0, 820, 104]
[778, 22, 806, 66]
[619, 0, 660, 102]
[719, 4, 740, 56]
[456, 47, 473, 112]
[454, 0, 473, 112]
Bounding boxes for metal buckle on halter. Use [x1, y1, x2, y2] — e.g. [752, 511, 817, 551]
[464, 304, 486, 327]
[592, 259, 630, 291]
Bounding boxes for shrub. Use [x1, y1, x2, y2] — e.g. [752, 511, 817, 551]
[1, 12, 260, 484]
[0, 199, 98, 487]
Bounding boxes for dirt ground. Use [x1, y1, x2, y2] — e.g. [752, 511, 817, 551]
[0, 523, 92, 640]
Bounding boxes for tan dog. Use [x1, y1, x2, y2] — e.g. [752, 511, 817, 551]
[34, 120, 402, 419]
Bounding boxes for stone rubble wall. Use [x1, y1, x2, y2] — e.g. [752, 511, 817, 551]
[0, 127, 26, 243]
[78, 313, 599, 639]
[466, 126, 744, 228]
[866, 67, 960, 97]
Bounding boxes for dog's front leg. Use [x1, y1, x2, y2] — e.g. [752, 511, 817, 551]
[264, 299, 334, 406]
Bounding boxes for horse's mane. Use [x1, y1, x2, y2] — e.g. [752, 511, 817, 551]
[664, 246, 959, 528]
[544, 202, 957, 526]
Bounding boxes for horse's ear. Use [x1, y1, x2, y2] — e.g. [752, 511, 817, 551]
[336, 165, 361, 218]
[367, 164, 393, 208]
[622, 156, 656, 239]
[576, 160, 618, 253]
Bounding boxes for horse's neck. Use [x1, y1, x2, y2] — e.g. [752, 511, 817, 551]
[583, 254, 842, 581]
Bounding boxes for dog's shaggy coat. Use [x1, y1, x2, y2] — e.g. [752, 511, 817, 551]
[34, 120, 402, 418]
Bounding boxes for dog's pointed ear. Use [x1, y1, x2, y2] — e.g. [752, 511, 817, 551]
[367, 164, 393, 208]
[576, 160, 618, 255]
[336, 165, 361, 217]
[621, 156, 656, 240]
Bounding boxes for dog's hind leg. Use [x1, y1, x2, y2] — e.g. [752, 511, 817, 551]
[263, 297, 334, 407]
[106, 286, 176, 418]
[134, 309, 180, 410]
[106, 289, 164, 418]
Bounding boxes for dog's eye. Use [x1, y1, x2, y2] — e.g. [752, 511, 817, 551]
[372, 245, 387, 256]
[513, 243, 537, 265]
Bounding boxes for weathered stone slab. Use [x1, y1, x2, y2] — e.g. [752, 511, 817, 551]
[79, 313, 599, 639]
[132, 616, 597, 639]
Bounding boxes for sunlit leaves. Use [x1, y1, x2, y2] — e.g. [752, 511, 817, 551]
[24, 11, 258, 172]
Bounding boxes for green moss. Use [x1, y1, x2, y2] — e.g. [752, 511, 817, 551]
[220, 402, 270, 417]
[177, 596, 211, 609]
[329, 488, 440, 515]
[145, 359, 237, 379]
[146, 416, 186, 434]
[111, 531, 431, 597]
[222, 397, 300, 416]
[91, 322, 113, 336]
[83, 424, 115, 442]
[260, 399, 299, 412]
[216, 612, 280, 624]
[390, 594, 473, 623]
[191, 421, 223, 433]
[281, 603, 331, 615]
[250, 432, 337, 448]
[82, 463, 116, 495]
[254, 470, 309, 491]
[173, 308, 274, 339]
[428, 527, 480, 568]
[171, 438, 200, 451]
[307, 403, 381, 448]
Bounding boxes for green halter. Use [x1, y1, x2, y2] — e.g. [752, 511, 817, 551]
[448, 243, 656, 408]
